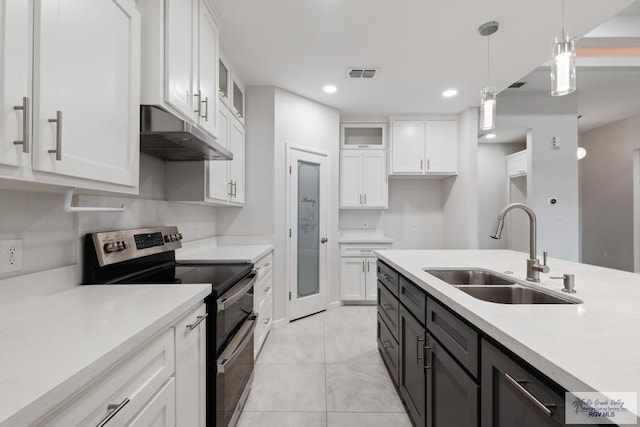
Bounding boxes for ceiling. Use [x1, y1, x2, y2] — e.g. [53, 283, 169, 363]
[212, 0, 634, 120]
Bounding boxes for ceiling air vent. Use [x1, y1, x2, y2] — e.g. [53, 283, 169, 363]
[508, 81, 527, 88]
[349, 68, 378, 79]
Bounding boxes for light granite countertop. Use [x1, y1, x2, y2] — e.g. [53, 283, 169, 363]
[375, 249, 640, 420]
[0, 284, 211, 426]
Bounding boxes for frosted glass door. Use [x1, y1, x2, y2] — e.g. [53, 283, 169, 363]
[297, 161, 320, 298]
[289, 148, 328, 321]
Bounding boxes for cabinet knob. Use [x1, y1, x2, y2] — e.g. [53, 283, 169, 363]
[320, 237, 328, 244]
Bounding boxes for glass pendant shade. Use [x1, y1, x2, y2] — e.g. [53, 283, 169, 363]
[551, 34, 576, 96]
[480, 87, 497, 131]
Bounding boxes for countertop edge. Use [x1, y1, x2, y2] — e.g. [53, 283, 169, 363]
[1, 285, 211, 427]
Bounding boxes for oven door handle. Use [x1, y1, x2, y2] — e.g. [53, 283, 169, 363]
[217, 315, 257, 374]
[217, 270, 257, 312]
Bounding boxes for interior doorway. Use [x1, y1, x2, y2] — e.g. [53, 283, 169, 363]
[286, 146, 329, 320]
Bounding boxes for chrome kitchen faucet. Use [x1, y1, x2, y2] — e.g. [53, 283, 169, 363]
[490, 203, 550, 282]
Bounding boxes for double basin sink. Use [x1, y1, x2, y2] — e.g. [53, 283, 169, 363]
[424, 269, 581, 304]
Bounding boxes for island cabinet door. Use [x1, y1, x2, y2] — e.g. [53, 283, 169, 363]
[399, 306, 427, 427]
[481, 340, 567, 427]
[426, 334, 478, 427]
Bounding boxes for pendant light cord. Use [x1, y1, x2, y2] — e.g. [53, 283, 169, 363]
[487, 36, 491, 87]
[562, 0, 566, 39]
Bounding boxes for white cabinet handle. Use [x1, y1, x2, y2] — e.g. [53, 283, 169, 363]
[96, 398, 130, 427]
[48, 111, 62, 161]
[13, 97, 29, 153]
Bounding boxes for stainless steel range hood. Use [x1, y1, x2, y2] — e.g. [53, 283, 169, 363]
[140, 105, 233, 161]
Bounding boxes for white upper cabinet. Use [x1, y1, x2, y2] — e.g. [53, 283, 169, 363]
[341, 123, 387, 149]
[340, 150, 387, 209]
[207, 106, 231, 201]
[219, 51, 246, 125]
[390, 119, 458, 176]
[165, 0, 197, 120]
[32, 0, 140, 188]
[197, 5, 220, 137]
[391, 121, 426, 173]
[232, 77, 246, 125]
[228, 116, 245, 203]
[425, 121, 458, 174]
[0, 0, 31, 174]
[0, 0, 140, 192]
[218, 56, 231, 105]
[140, 0, 220, 139]
[507, 150, 527, 177]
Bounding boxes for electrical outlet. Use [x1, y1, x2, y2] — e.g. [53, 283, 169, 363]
[552, 136, 561, 150]
[363, 222, 368, 229]
[0, 239, 23, 273]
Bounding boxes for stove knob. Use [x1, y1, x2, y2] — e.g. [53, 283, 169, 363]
[171, 234, 177, 242]
[104, 242, 116, 253]
[116, 241, 125, 251]
[178, 233, 183, 240]
[164, 235, 171, 243]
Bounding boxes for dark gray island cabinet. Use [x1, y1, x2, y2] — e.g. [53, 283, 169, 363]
[376, 260, 579, 427]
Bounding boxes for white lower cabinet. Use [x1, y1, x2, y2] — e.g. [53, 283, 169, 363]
[254, 251, 274, 357]
[340, 243, 392, 302]
[174, 304, 207, 427]
[35, 302, 206, 427]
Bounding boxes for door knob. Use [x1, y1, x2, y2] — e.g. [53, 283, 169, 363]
[320, 237, 328, 244]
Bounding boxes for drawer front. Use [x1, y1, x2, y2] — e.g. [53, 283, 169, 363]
[38, 329, 175, 427]
[427, 297, 478, 378]
[126, 377, 176, 427]
[399, 276, 426, 326]
[255, 294, 273, 358]
[377, 314, 399, 386]
[255, 252, 273, 279]
[255, 268, 274, 312]
[377, 280, 399, 341]
[340, 243, 392, 257]
[377, 261, 399, 296]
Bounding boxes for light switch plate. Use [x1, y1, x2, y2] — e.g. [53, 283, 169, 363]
[552, 136, 561, 149]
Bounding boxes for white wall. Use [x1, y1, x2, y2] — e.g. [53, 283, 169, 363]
[0, 154, 221, 301]
[477, 142, 526, 249]
[580, 113, 640, 271]
[498, 114, 580, 261]
[443, 108, 479, 249]
[273, 88, 340, 319]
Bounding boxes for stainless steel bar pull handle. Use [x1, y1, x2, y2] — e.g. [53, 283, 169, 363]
[48, 110, 62, 161]
[202, 96, 209, 121]
[186, 313, 208, 330]
[96, 398, 130, 427]
[228, 181, 233, 196]
[13, 97, 29, 153]
[420, 159, 423, 170]
[364, 193, 367, 205]
[417, 336, 424, 363]
[504, 374, 554, 417]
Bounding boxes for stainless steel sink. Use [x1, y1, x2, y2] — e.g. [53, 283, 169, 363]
[424, 268, 581, 305]
[424, 269, 514, 286]
[456, 286, 575, 304]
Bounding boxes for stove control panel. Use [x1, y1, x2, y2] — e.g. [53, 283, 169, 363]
[90, 226, 182, 267]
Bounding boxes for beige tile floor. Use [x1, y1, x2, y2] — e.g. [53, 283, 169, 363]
[237, 305, 412, 427]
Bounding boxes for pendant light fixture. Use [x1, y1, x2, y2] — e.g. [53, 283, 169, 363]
[479, 21, 499, 131]
[551, 0, 576, 96]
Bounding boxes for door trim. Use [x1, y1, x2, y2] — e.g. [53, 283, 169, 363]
[285, 144, 329, 322]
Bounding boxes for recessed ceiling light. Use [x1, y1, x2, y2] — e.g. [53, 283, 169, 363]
[323, 85, 337, 94]
[484, 133, 497, 139]
[442, 89, 458, 98]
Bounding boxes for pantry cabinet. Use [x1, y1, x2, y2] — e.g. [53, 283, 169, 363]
[390, 120, 458, 176]
[0, 0, 140, 193]
[340, 150, 387, 208]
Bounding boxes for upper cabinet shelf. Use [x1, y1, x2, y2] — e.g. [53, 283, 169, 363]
[341, 123, 387, 149]
[219, 52, 245, 125]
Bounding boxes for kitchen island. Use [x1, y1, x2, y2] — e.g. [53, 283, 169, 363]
[375, 249, 640, 425]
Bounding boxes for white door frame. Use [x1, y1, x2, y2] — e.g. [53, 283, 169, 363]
[285, 144, 330, 321]
[633, 149, 640, 273]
